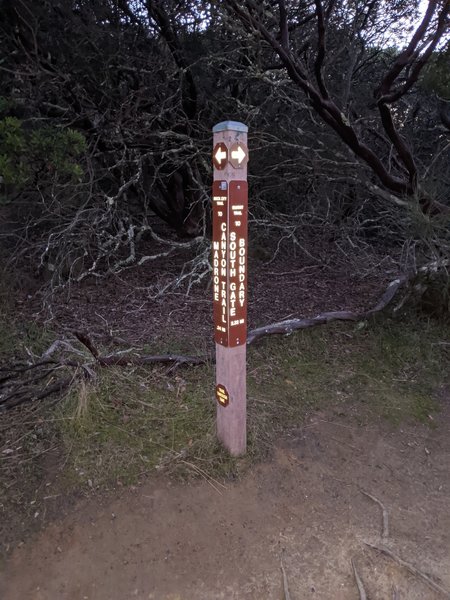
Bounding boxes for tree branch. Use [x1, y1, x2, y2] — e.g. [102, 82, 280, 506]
[3, 261, 449, 410]
[313, 0, 329, 99]
[375, 0, 436, 100]
[226, 0, 449, 208]
[278, 0, 289, 50]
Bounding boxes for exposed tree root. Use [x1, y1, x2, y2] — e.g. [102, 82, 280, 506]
[360, 490, 389, 540]
[351, 558, 368, 600]
[280, 557, 292, 600]
[365, 542, 450, 599]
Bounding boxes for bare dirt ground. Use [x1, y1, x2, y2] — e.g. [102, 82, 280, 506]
[2, 399, 450, 600]
[2, 245, 449, 599]
[22, 242, 393, 349]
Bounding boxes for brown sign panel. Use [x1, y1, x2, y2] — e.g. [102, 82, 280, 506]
[229, 142, 248, 169]
[216, 384, 229, 407]
[213, 142, 228, 170]
[212, 180, 229, 346]
[227, 180, 248, 346]
[212, 180, 248, 348]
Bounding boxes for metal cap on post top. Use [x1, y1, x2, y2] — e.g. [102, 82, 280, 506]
[212, 120, 249, 457]
[213, 121, 248, 133]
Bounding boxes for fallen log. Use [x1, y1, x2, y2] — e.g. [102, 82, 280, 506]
[247, 310, 360, 345]
[1, 260, 447, 410]
[247, 259, 449, 344]
[73, 332, 211, 367]
[246, 275, 409, 344]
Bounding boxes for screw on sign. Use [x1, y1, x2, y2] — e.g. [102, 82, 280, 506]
[212, 121, 249, 457]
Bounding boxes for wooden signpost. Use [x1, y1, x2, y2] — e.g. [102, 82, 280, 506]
[212, 121, 249, 456]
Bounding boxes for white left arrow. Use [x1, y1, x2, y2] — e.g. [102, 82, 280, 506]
[231, 145, 246, 164]
[215, 147, 227, 164]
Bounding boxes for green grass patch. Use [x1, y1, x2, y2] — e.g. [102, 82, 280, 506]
[248, 317, 447, 430]
[0, 277, 54, 358]
[52, 316, 449, 492]
[56, 363, 239, 490]
[140, 333, 211, 357]
[0, 318, 54, 358]
[1, 313, 449, 558]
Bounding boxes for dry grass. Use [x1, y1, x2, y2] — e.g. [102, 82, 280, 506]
[1, 314, 449, 557]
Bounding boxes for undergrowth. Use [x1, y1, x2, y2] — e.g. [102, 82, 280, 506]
[247, 317, 445, 432]
[1, 314, 449, 557]
[0, 274, 54, 358]
[53, 316, 449, 493]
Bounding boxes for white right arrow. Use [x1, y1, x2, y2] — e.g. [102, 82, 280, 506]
[215, 147, 227, 164]
[231, 145, 246, 164]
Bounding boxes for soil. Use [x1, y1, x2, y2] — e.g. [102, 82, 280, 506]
[2, 402, 450, 600]
[3, 246, 449, 599]
[22, 243, 394, 349]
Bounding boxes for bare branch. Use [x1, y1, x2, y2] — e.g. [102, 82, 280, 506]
[351, 559, 367, 600]
[375, 2, 448, 103]
[278, 0, 289, 50]
[313, 0, 329, 99]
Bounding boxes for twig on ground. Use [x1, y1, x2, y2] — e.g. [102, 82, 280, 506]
[74, 331, 211, 366]
[97, 353, 210, 367]
[42, 339, 86, 359]
[73, 331, 99, 358]
[267, 266, 321, 276]
[365, 542, 450, 599]
[180, 460, 226, 495]
[0, 332, 211, 410]
[331, 436, 358, 451]
[280, 557, 292, 600]
[392, 585, 400, 600]
[360, 490, 389, 539]
[351, 558, 367, 600]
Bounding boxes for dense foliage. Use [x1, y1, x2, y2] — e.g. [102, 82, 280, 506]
[0, 0, 448, 288]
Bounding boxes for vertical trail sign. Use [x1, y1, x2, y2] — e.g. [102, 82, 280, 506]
[212, 121, 249, 456]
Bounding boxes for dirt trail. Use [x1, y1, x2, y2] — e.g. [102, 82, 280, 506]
[2, 406, 450, 600]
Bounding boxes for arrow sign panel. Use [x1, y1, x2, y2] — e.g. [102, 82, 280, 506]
[213, 142, 228, 170]
[212, 180, 248, 348]
[229, 142, 248, 169]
